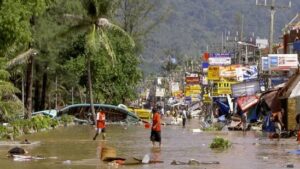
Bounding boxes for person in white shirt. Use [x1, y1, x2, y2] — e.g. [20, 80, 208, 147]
[182, 108, 187, 128]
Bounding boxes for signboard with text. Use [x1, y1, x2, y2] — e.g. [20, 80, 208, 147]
[236, 65, 258, 82]
[268, 54, 298, 70]
[155, 87, 165, 97]
[237, 95, 259, 111]
[208, 53, 232, 66]
[231, 81, 260, 97]
[208, 66, 220, 80]
[261, 57, 269, 71]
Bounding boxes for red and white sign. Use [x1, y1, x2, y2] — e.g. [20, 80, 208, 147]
[237, 95, 259, 111]
[268, 54, 298, 70]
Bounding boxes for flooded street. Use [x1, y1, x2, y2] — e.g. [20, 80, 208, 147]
[0, 118, 299, 169]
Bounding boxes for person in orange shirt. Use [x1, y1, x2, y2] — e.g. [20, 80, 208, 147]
[150, 107, 161, 148]
[93, 109, 106, 140]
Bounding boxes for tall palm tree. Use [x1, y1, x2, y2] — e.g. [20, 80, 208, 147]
[0, 58, 24, 121]
[7, 48, 38, 119]
[62, 0, 135, 124]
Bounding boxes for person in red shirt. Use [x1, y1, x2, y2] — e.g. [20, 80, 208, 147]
[93, 109, 106, 140]
[150, 107, 161, 148]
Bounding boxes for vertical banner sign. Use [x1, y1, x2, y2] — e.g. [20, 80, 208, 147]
[203, 52, 209, 62]
[202, 62, 209, 73]
[208, 66, 220, 80]
[269, 55, 278, 69]
[261, 57, 269, 71]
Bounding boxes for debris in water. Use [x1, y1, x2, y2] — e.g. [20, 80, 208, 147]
[63, 160, 71, 165]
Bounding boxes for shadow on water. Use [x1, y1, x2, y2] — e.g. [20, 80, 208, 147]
[0, 119, 299, 169]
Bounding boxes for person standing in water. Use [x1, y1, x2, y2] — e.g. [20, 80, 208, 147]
[182, 107, 187, 128]
[93, 109, 106, 140]
[150, 107, 161, 148]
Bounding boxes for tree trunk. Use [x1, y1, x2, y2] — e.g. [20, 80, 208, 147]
[87, 55, 96, 124]
[40, 72, 48, 110]
[34, 77, 40, 111]
[25, 56, 34, 119]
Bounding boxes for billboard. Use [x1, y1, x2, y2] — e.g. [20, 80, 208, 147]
[231, 81, 260, 97]
[268, 54, 298, 71]
[208, 53, 232, 66]
[236, 65, 258, 82]
[219, 65, 240, 79]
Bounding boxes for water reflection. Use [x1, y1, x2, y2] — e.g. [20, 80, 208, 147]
[0, 119, 299, 169]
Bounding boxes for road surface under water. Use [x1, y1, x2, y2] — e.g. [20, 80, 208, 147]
[0, 118, 299, 169]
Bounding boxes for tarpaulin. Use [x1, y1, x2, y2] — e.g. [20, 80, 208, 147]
[215, 100, 230, 115]
[279, 72, 300, 99]
[262, 112, 276, 132]
[260, 90, 281, 113]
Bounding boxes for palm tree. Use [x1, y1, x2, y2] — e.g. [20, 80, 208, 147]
[0, 58, 24, 122]
[7, 48, 38, 119]
[62, 0, 135, 124]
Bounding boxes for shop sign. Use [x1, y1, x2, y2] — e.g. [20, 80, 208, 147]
[261, 57, 269, 71]
[237, 95, 259, 111]
[203, 94, 212, 103]
[208, 53, 232, 66]
[217, 82, 236, 94]
[236, 65, 258, 82]
[185, 76, 200, 84]
[208, 66, 220, 80]
[268, 54, 298, 70]
[155, 87, 165, 97]
[171, 82, 180, 93]
[231, 81, 260, 97]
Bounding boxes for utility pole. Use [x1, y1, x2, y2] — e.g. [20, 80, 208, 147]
[256, 0, 291, 88]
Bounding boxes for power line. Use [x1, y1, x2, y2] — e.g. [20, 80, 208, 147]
[256, 0, 291, 89]
[256, 0, 291, 54]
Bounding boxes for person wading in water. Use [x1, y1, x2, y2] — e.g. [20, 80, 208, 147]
[150, 107, 162, 148]
[93, 109, 106, 140]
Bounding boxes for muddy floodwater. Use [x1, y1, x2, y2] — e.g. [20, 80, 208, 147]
[0, 119, 299, 169]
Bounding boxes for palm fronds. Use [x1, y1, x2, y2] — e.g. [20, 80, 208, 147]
[6, 48, 38, 68]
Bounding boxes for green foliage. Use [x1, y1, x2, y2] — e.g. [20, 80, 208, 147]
[3, 115, 61, 139]
[60, 114, 74, 124]
[0, 125, 9, 138]
[31, 115, 52, 131]
[203, 126, 219, 132]
[0, 0, 31, 54]
[203, 123, 225, 131]
[210, 137, 231, 150]
[0, 58, 23, 122]
[91, 30, 142, 104]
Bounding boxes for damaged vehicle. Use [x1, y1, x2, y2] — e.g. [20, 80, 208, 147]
[56, 104, 141, 125]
